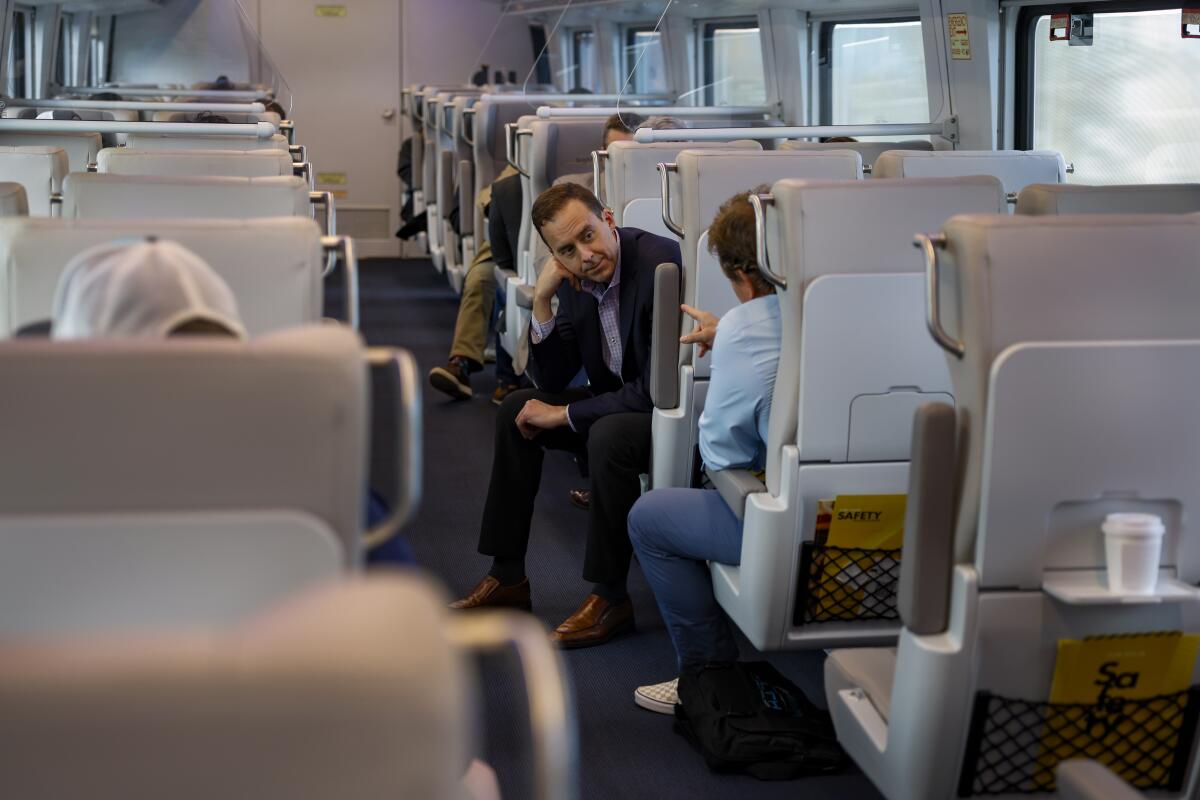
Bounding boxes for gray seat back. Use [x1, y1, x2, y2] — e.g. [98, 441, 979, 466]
[873, 149, 1066, 198]
[1016, 183, 1200, 215]
[0, 217, 324, 336]
[0, 182, 28, 216]
[602, 139, 761, 232]
[0, 131, 101, 173]
[0, 325, 366, 567]
[124, 133, 289, 152]
[62, 173, 310, 220]
[0, 146, 69, 215]
[0, 575, 469, 800]
[97, 148, 295, 178]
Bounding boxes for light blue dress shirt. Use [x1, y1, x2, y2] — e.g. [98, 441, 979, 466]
[697, 294, 781, 472]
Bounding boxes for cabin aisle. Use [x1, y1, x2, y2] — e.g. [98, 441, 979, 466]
[351, 258, 884, 800]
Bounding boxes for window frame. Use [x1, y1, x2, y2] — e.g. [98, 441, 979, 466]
[622, 23, 662, 94]
[570, 27, 595, 91]
[817, 15, 923, 125]
[1015, 0, 1190, 149]
[698, 17, 762, 106]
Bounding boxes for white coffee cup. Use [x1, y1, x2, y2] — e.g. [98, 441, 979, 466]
[1102, 513, 1165, 595]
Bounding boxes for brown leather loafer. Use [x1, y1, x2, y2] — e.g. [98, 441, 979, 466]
[550, 594, 634, 649]
[568, 488, 590, 511]
[450, 576, 531, 611]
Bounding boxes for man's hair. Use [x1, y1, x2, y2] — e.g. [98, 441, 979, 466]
[603, 112, 644, 142]
[707, 186, 775, 295]
[531, 182, 606, 236]
[821, 136, 858, 143]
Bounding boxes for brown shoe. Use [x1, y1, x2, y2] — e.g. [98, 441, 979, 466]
[550, 594, 634, 649]
[568, 488, 590, 511]
[490, 382, 520, 407]
[429, 358, 473, 400]
[450, 576, 531, 611]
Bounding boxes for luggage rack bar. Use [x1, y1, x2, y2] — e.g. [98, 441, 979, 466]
[635, 118, 959, 143]
[63, 87, 274, 101]
[537, 105, 772, 118]
[0, 119, 279, 138]
[3, 98, 268, 113]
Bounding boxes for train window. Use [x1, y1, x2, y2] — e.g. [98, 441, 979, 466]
[622, 25, 667, 94]
[6, 7, 32, 98]
[823, 19, 929, 135]
[1026, 8, 1200, 183]
[699, 19, 767, 106]
[570, 29, 596, 91]
[55, 14, 73, 87]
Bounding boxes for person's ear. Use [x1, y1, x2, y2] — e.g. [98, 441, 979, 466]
[602, 207, 616, 229]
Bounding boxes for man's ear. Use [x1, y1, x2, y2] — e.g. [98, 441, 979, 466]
[602, 207, 616, 228]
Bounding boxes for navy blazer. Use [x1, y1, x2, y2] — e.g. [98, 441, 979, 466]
[529, 226, 681, 435]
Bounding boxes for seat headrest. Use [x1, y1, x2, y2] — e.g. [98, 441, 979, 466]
[62, 173, 310, 220]
[0, 217, 324, 337]
[123, 133, 289, 152]
[0, 182, 28, 217]
[781, 139, 933, 169]
[98, 148, 294, 178]
[1016, 183, 1200, 215]
[873, 150, 1067, 194]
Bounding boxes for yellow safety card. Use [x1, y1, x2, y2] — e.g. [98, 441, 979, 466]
[823, 494, 907, 550]
[315, 5, 348, 18]
[1035, 632, 1200, 788]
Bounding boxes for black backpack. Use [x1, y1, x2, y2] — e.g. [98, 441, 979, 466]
[674, 661, 848, 780]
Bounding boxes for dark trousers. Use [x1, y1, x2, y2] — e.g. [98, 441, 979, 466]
[479, 387, 652, 584]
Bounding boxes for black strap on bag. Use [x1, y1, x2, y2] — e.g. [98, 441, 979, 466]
[674, 661, 848, 780]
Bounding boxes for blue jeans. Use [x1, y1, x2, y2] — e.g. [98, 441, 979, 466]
[628, 488, 743, 670]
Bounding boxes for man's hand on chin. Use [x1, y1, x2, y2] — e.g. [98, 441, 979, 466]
[515, 399, 570, 440]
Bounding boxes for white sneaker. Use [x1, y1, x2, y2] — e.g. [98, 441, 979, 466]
[634, 678, 679, 715]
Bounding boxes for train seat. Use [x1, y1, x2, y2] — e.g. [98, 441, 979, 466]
[708, 176, 1005, 651]
[872, 149, 1067, 202]
[152, 110, 284, 128]
[651, 148, 863, 490]
[0, 131, 101, 173]
[0, 182, 28, 216]
[0, 146, 68, 216]
[0, 326, 387, 633]
[435, 91, 483, 292]
[600, 139, 762, 236]
[781, 139, 933, 173]
[97, 147, 296, 178]
[0, 576, 474, 798]
[1016, 182, 1200, 215]
[124, 132, 290, 152]
[0, 217, 330, 337]
[469, 97, 532, 247]
[61, 173, 311, 220]
[826, 213, 1200, 800]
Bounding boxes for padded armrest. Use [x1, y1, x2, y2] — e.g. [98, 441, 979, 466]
[493, 265, 517, 287]
[650, 262, 681, 409]
[515, 282, 535, 310]
[1057, 761, 1145, 800]
[707, 468, 765, 521]
[458, 160, 474, 235]
[897, 403, 957, 635]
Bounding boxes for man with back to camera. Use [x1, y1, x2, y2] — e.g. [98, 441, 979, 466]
[451, 182, 681, 649]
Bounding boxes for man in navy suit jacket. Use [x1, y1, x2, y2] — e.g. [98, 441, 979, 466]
[452, 182, 681, 649]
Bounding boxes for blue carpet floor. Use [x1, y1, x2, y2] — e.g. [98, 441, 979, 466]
[345, 257, 885, 800]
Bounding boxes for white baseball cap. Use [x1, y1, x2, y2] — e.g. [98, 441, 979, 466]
[51, 238, 247, 340]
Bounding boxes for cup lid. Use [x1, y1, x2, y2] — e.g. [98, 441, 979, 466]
[1102, 513, 1165, 538]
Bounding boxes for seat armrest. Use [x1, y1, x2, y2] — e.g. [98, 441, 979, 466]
[493, 265, 517, 287]
[1057, 761, 1146, 800]
[650, 262, 681, 409]
[707, 468, 765, 521]
[458, 160, 474, 235]
[515, 282, 535, 310]
[897, 403, 956, 635]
